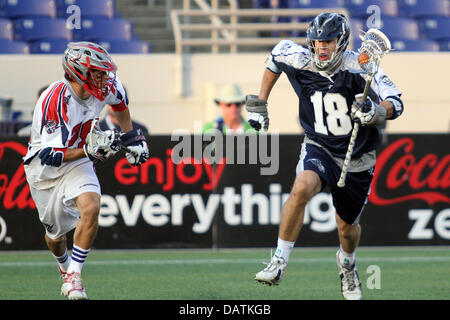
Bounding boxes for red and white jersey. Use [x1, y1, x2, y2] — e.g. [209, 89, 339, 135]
[23, 76, 128, 188]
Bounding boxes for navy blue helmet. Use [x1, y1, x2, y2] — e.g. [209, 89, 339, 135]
[306, 13, 350, 71]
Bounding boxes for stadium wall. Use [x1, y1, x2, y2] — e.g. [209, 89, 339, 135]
[0, 52, 449, 134]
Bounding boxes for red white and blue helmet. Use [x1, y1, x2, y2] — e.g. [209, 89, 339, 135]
[62, 41, 117, 101]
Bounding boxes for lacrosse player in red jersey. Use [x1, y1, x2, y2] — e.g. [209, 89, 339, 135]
[249, 13, 404, 300]
[23, 42, 149, 300]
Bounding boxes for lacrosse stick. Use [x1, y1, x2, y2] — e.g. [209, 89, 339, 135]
[337, 28, 391, 188]
[87, 118, 131, 154]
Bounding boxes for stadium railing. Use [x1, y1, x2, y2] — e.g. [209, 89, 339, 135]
[170, 6, 351, 96]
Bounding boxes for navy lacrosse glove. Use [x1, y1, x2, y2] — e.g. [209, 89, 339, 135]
[351, 94, 387, 127]
[39, 147, 64, 167]
[245, 94, 269, 131]
[120, 129, 149, 166]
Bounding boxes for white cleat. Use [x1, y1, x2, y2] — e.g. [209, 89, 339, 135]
[58, 266, 70, 297]
[336, 251, 362, 300]
[255, 256, 288, 286]
[61, 272, 88, 300]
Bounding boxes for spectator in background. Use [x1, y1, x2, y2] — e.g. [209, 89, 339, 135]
[99, 105, 149, 134]
[203, 83, 256, 134]
[98, 86, 149, 135]
[17, 85, 49, 136]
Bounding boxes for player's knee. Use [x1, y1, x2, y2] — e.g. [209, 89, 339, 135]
[80, 201, 100, 224]
[45, 234, 66, 245]
[338, 222, 360, 240]
[290, 180, 314, 207]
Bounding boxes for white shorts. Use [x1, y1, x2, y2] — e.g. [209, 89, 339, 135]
[27, 161, 101, 239]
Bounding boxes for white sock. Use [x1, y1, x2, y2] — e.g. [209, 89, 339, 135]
[274, 238, 295, 263]
[52, 249, 71, 272]
[67, 245, 91, 274]
[338, 245, 356, 269]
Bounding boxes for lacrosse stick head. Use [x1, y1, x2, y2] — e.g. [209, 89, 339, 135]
[358, 28, 391, 75]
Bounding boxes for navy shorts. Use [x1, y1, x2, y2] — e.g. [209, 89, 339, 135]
[296, 143, 374, 225]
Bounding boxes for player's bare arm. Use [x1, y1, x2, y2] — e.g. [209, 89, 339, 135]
[258, 68, 280, 101]
[379, 100, 394, 119]
[114, 108, 133, 133]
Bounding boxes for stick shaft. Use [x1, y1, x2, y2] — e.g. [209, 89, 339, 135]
[337, 73, 374, 188]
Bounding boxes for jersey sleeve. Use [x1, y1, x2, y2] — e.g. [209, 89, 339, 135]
[105, 75, 129, 112]
[372, 67, 404, 119]
[265, 40, 311, 75]
[38, 82, 70, 154]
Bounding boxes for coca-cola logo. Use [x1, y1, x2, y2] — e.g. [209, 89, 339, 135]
[0, 142, 36, 210]
[370, 138, 450, 206]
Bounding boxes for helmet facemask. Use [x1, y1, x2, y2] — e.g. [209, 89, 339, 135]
[63, 42, 117, 101]
[307, 30, 349, 72]
[306, 13, 350, 72]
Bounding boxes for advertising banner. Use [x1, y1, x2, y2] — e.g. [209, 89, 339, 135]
[0, 134, 448, 250]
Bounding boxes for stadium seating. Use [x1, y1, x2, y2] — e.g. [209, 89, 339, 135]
[350, 18, 366, 36]
[55, 0, 115, 19]
[344, 0, 398, 19]
[378, 17, 419, 40]
[397, 0, 449, 18]
[289, 0, 344, 8]
[72, 18, 132, 42]
[0, 18, 13, 40]
[253, 0, 289, 8]
[13, 17, 71, 42]
[391, 39, 439, 51]
[417, 17, 450, 41]
[28, 39, 69, 54]
[437, 38, 450, 51]
[99, 39, 151, 54]
[0, 39, 29, 53]
[0, 0, 56, 19]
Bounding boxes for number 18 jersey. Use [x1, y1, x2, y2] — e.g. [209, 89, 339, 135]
[266, 40, 403, 159]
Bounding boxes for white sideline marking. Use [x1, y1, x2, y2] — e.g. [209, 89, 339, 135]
[0, 256, 449, 267]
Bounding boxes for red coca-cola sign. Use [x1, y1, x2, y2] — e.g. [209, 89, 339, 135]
[370, 138, 450, 206]
[0, 142, 36, 210]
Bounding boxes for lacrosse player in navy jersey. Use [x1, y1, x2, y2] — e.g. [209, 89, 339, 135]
[23, 42, 149, 300]
[248, 13, 404, 300]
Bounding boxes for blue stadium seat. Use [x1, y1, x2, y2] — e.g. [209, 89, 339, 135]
[352, 38, 362, 51]
[349, 18, 366, 36]
[13, 17, 71, 42]
[28, 39, 69, 54]
[0, 0, 56, 19]
[391, 39, 439, 51]
[0, 18, 13, 40]
[0, 39, 29, 53]
[253, 0, 271, 8]
[437, 38, 450, 51]
[378, 17, 419, 40]
[55, 0, 115, 18]
[417, 17, 450, 40]
[289, 0, 344, 8]
[398, 0, 449, 18]
[99, 39, 151, 54]
[288, 0, 344, 26]
[344, 0, 398, 19]
[72, 18, 132, 41]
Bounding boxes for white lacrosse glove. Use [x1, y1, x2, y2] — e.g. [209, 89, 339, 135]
[245, 94, 269, 131]
[84, 128, 121, 163]
[120, 129, 149, 166]
[351, 93, 387, 127]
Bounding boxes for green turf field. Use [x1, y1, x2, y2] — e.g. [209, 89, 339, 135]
[0, 247, 449, 300]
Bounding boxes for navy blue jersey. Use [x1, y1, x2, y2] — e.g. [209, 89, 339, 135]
[266, 40, 403, 159]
